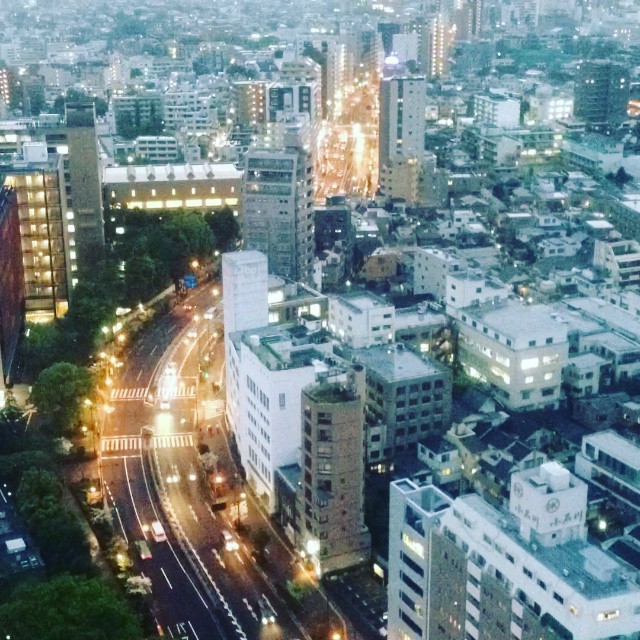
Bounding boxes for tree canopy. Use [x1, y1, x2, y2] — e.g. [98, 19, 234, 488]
[30, 363, 93, 435]
[204, 206, 240, 252]
[0, 575, 143, 640]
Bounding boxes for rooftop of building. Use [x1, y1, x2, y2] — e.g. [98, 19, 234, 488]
[464, 300, 567, 343]
[562, 297, 640, 344]
[332, 291, 393, 314]
[354, 344, 449, 383]
[231, 322, 335, 372]
[457, 493, 639, 600]
[103, 162, 242, 184]
[581, 429, 640, 471]
[304, 381, 357, 404]
[567, 352, 609, 370]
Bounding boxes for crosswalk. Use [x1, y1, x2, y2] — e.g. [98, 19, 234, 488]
[203, 399, 224, 419]
[101, 433, 194, 454]
[110, 386, 197, 402]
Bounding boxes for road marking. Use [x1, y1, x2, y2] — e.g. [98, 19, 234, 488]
[187, 620, 200, 640]
[161, 567, 173, 589]
[101, 433, 194, 453]
[110, 386, 196, 402]
[136, 368, 144, 381]
[150, 345, 158, 356]
[203, 399, 224, 419]
[124, 458, 147, 539]
[235, 552, 244, 565]
[212, 549, 226, 569]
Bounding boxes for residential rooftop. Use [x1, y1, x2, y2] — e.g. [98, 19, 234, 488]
[582, 430, 640, 473]
[354, 344, 449, 382]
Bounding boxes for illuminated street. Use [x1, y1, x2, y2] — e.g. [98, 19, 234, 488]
[316, 80, 379, 203]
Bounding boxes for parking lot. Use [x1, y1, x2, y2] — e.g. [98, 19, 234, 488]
[325, 566, 387, 640]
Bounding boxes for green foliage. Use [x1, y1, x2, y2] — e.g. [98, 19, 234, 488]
[16, 469, 92, 574]
[115, 108, 163, 140]
[30, 363, 93, 436]
[114, 209, 215, 298]
[204, 206, 240, 252]
[0, 450, 54, 488]
[606, 167, 633, 187]
[53, 89, 108, 117]
[0, 574, 143, 640]
[22, 322, 69, 375]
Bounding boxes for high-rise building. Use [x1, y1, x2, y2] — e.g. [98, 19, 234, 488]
[387, 461, 640, 640]
[474, 93, 521, 128]
[0, 185, 24, 387]
[0, 67, 12, 108]
[231, 80, 268, 127]
[425, 15, 451, 78]
[242, 146, 315, 285]
[297, 368, 371, 573]
[574, 60, 630, 127]
[63, 104, 105, 271]
[2, 143, 73, 322]
[379, 76, 427, 169]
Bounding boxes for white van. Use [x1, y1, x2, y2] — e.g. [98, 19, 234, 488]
[151, 520, 166, 542]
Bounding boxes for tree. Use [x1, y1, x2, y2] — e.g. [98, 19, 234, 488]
[252, 527, 271, 557]
[606, 166, 633, 187]
[30, 363, 94, 435]
[201, 451, 219, 473]
[205, 206, 240, 252]
[0, 575, 142, 640]
[16, 468, 92, 574]
[53, 88, 108, 117]
[22, 321, 69, 375]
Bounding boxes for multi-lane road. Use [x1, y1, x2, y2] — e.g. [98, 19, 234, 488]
[99, 285, 315, 640]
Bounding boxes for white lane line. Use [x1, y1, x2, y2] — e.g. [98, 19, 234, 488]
[187, 620, 200, 640]
[124, 458, 147, 539]
[136, 368, 144, 381]
[150, 345, 158, 356]
[161, 567, 173, 590]
[139, 454, 210, 610]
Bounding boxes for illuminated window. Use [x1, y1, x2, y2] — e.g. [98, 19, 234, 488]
[127, 202, 143, 209]
[525, 376, 534, 384]
[67, 224, 75, 233]
[210, 187, 216, 194]
[402, 532, 424, 558]
[205, 198, 222, 207]
[131, 189, 136, 197]
[146, 201, 163, 209]
[165, 200, 183, 208]
[597, 611, 619, 622]
[185, 199, 202, 207]
[151, 188, 156, 196]
[544, 372, 553, 381]
[521, 358, 539, 371]
[191, 187, 196, 195]
[542, 355, 558, 365]
[171, 188, 176, 195]
[225, 197, 239, 206]
[66, 211, 74, 220]
[69, 251, 76, 260]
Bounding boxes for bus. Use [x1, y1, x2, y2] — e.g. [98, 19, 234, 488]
[151, 521, 166, 542]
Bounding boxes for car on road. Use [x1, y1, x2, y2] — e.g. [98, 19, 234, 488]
[135, 540, 152, 559]
[221, 529, 239, 552]
[258, 595, 276, 626]
[151, 521, 167, 542]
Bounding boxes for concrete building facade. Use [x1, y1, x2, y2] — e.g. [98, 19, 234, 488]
[298, 370, 371, 572]
[388, 462, 640, 640]
[242, 147, 314, 285]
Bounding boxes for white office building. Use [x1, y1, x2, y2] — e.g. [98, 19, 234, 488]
[379, 76, 427, 167]
[413, 247, 466, 302]
[474, 93, 521, 129]
[388, 462, 640, 640]
[328, 292, 396, 349]
[452, 300, 569, 411]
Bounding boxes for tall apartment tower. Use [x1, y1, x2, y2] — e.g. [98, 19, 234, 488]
[298, 367, 371, 573]
[63, 104, 105, 270]
[3, 143, 73, 322]
[242, 146, 315, 285]
[379, 76, 427, 169]
[231, 81, 268, 127]
[574, 60, 630, 127]
[387, 462, 640, 640]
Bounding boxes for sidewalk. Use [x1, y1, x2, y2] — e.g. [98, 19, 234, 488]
[195, 386, 351, 640]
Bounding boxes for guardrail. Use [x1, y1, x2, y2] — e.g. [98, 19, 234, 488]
[145, 444, 248, 640]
